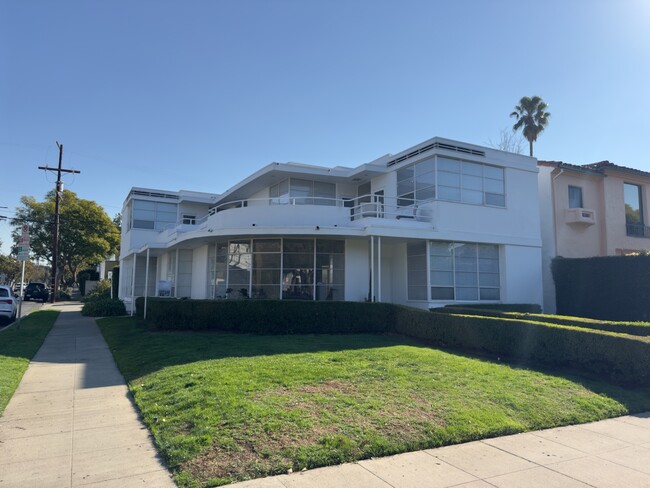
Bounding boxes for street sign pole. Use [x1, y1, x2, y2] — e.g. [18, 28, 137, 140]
[17, 261, 25, 329]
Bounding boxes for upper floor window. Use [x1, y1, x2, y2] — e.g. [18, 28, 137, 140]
[131, 199, 177, 230]
[182, 214, 196, 225]
[568, 186, 583, 208]
[624, 183, 645, 236]
[396, 157, 505, 208]
[270, 178, 336, 206]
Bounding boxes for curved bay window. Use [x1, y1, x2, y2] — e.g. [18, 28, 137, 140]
[209, 238, 345, 300]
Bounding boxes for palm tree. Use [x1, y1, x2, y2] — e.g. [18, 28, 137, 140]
[510, 96, 551, 157]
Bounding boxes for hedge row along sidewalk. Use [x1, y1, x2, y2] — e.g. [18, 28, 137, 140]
[137, 297, 650, 386]
[0, 310, 60, 415]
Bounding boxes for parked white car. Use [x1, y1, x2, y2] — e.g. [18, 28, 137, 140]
[0, 285, 18, 324]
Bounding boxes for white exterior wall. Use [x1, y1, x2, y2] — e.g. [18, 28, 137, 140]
[538, 166, 557, 313]
[501, 245, 543, 306]
[191, 245, 209, 299]
[177, 250, 193, 298]
[345, 239, 369, 301]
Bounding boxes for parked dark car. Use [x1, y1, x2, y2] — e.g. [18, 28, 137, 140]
[23, 282, 49, 302]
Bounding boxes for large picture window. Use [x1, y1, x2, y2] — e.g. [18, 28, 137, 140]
[407, 240, 500, 301]
[211, 238, 345, 300]
[397, 157, 505, 208]
[131, 200, 177, 230]
[270, 179, 336, 206]
[624, 183, 644, 236]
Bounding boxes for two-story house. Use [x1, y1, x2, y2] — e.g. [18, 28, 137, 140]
[538, 160, 650, 311]
[118, 137, 543, 312]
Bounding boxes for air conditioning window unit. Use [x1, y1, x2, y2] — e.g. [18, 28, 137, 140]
[565, 208, 596, 225]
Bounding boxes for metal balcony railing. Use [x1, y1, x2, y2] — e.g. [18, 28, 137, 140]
[626, 223, 650, 238]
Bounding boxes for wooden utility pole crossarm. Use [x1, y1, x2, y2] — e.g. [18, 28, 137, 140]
[38, 143, 81, 303]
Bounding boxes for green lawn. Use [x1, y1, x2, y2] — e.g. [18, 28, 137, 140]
[0, 310, 60, 415]
[98, 317, 650, 488]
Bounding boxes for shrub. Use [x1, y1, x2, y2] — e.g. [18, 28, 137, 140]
[78, 268, 100, 295]
[395, 307, 650, 386]
[82, 280, 112, 303]
[111, 267, 119, 300]
[56, 290, 71, 301]
[82, 297, 126, 317]
[440, 303, 542, 313]
[432, 308, 650, 337]
[136, 298, 396, 334]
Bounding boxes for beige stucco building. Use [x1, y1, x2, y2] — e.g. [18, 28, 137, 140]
[538, 160, 650, 311]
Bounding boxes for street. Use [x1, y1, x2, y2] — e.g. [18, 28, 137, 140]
[2, 299, 43, 329]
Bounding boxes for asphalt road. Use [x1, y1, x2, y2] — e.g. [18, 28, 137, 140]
[2, 299, 43, 328]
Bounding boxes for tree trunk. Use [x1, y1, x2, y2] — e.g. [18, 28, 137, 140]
[529, 140, 534, 157]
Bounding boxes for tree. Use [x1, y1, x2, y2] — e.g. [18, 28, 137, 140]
[510, 96, 551, 157]
[11, 190, 120, 285]
[487, 127, 525, 154]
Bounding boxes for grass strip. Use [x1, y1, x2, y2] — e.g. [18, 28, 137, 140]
[0, 310, 60, 415]
[98, 316, 650, 488]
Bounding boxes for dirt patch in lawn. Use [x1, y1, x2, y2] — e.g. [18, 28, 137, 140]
[179, 379, 447, 483]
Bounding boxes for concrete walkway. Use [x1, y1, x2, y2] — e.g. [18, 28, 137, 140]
[0, 303, 175, 487]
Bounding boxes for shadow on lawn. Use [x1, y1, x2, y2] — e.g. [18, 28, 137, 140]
[99, 317, 650, 413]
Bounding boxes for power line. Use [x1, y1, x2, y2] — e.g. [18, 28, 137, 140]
[38, 143, 80, 303]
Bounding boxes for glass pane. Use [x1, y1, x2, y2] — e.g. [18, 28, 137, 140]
[253, 253, 281, 268]
[478, 244, 499, 259]
[430, 256, 453, 271]
[284, 239, 314, 253]
[455, 272, 478, 286]
[624, 183, 643, 225]
[430, 241, 452, 256]
[408, 269, 427, 287]
[462, 190, 483, 205]
[316, 284, 343, 301]
[431, 287, 454, 300]
[484, 178, 504, 194]
[408, 286, 427, 300]
[229, 241, 251, 254]
[479, 272, 500, 287]
[133, 220, 155, 229]
[568, 186, 583, 208]
[485, 193, 506, 207]
[462, 161, 483, 176]
[407, 254, 427, 271]
[252, 269, 281, 284]
[316, 239, 345, 253]
[456, 287, 478, 300]
[437, 157, 459, 173]
[415, 158, 435, 176]
[407, 241, 427, 255]
[397, 179, 415, 196]
[439, 171, 460, 187]
[397, 166, 414, 181]
[480, 288, 500, 300]
[133, 200, 155, 211]
[228, 254, 252, 271]
[461, 174, 482, 191]
[228, 268, 250, 284]
[416, 186, 436, 201]
[251, 285, 279, 299]
[455, 257, 476, 272]
[430, 270, 453, 285]
[479, 258, 499, 274]
[316, 268, 344, 285]
[314, 181, 336, 198]
[438, 186, 461, 201]
[455, 243, 477, 258]
[253, 239, 281, 252]
[283, 253, 314, 268]
[316, 254, 345, 268]
[416, 171, 436, 187]
[483, 165, 503, 180]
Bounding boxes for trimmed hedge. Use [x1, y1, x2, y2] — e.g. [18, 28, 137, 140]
[82, 297, 126, 317]
[552, 255, 650, 321]
[433, 307, 650, 337]
[440, 303, 542, 313]
[395, 307, 650, 386]
[136, 297, 396, 334]
[135, 298, 650, 386]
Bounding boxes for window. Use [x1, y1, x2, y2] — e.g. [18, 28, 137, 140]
[407, 241, 500, 301]
[270, 179, 336, 206]
[182, 214, 196, 225]
[625, 183, 644, 236]
[222, 238, 345, 300]
[396, 157, 505, 208]
[131, 200, 177, 230]
[568, 186, 583, 208]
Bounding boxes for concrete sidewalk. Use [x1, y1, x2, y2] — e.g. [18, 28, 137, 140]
[0, 303, 175, 487]
[232, 412, 650, 488]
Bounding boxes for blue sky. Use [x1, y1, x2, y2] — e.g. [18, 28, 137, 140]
[2, 0, 650, 254]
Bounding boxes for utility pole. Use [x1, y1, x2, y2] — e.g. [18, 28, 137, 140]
[38, 143, 80, 303]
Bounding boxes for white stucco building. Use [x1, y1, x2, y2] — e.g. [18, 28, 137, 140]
[118, 137, 543, 312]
[538, 160, 650, 312]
